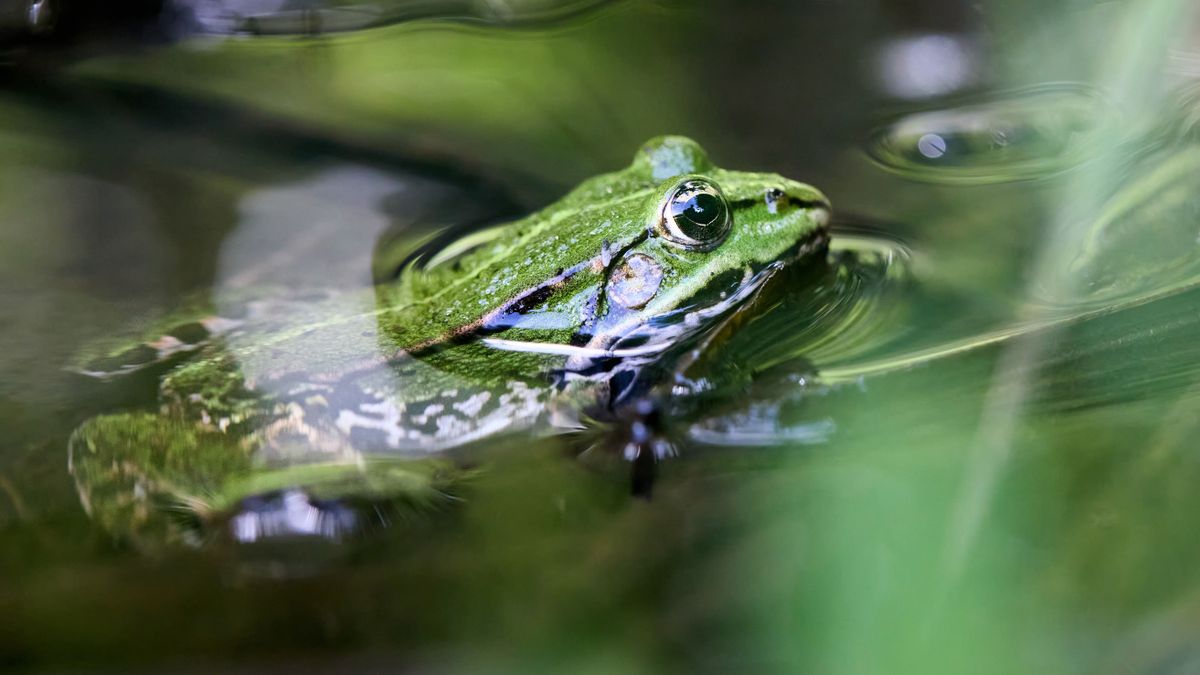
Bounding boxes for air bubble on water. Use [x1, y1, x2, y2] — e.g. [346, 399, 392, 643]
[865, 83, 1116, 184]
[917, 133, 947, 159]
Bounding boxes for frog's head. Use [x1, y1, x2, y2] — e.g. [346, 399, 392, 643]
[577, 136, 831, 353]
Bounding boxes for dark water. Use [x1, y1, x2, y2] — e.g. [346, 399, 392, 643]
[3, 1, 1200, 673]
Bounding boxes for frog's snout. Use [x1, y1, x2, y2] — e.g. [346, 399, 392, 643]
[810, 199, 833, 227]
[762, 178, 832, 220]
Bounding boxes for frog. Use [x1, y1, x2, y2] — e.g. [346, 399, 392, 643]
[68, 135, 832, 549]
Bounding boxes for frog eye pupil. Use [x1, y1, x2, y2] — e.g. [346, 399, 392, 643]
[679, 192, 721, 226]
[658, 180, 731, 249]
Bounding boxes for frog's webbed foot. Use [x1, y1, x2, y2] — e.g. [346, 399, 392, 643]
[617, 398, 680, 498]
[618, 360, 830, 481]
[563, 354, 824, 496]
[573, 395, 680, 498]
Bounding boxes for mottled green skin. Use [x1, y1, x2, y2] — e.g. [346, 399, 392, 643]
[69, 137, 830, 547]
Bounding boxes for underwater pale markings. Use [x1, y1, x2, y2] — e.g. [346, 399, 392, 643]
[324, 379, 547, 452]
[335, 396, 408, 449]
[230, 490, 359, 544]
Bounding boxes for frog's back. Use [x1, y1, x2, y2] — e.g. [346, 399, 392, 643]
[378, 169, 670, 354]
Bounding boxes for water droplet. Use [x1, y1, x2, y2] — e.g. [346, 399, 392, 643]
[916, 133, 947, 159]
[866, 84, 1119, 184]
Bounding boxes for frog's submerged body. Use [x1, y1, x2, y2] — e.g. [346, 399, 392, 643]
[69, 136, 831, 546]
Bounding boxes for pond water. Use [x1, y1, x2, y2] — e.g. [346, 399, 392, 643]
[3, 1, 1200, 673]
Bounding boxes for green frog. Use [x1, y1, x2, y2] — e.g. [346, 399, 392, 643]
[69, 136, 831, 547]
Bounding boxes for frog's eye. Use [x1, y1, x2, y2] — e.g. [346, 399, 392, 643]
[657, 179, 731, 250]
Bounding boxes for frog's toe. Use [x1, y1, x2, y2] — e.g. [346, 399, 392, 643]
[618, 399, 678, 461]
[574, 396, 681, 497]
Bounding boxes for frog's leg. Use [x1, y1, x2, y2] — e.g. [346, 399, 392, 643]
[72, 310, 242, 382]
[68, 410, 256, 550]
[70, 289, 344, 382]
[69, 409, 473, 551]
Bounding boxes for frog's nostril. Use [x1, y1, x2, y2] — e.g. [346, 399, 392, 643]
[765, 187, 788, 214]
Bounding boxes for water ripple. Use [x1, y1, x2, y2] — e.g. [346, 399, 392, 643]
[866, 83, 1120, 184]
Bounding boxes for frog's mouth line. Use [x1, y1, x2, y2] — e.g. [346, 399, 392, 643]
[481, 225, 830, 364]
[478, 262, 782, 362]
[479, 219, 831, 359]
[779, 224, 832, 266]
